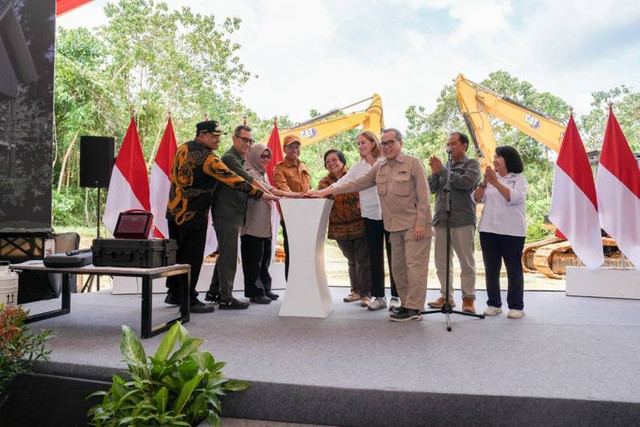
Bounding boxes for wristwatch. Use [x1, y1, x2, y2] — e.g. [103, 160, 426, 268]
[478, 183, 487, 189]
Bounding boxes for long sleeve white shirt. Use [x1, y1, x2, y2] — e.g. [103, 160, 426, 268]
[478, 172, 528, 237]
[332, 157, 383, 220]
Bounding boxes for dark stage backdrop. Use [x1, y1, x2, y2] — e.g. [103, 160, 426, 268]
[0, 0, 55, 229]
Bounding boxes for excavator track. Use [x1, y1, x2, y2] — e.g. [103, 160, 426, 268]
[526, 237, 621, 279]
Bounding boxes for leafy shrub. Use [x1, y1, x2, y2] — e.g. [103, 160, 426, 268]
[0, 305, 52, 392]
[52, 189, 86, 226]
[88, 323, 249, 426]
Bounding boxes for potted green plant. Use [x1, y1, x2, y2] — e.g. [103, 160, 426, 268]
[0, 305, 52, 395]
[88, 322, 249, 426]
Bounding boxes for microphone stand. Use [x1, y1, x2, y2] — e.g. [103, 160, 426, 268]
[422, 149, 484, 331]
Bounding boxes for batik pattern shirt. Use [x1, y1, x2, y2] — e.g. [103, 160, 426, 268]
[318, 168, 366, 241]
[166, 140, 260, 228]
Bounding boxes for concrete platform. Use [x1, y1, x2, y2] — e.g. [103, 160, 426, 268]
[16, 288, 640, 426]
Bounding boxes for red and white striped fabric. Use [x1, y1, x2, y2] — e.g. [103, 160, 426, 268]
[150, 118, 177, 239]
[549, 115, 603, 270]
[596, 108, 640, 267]
[266, 120, 284, 185]
[266, 121, 285, 261]
[103, 117, 150, 235]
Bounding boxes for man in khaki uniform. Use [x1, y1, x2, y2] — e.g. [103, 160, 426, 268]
[313, 128, 432, 322]
[273, 135, 312, 280]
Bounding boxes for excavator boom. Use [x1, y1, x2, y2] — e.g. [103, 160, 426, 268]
[273, 94, 384, 147]
[456, 74, 565, 162]
[455, 73, 627, 279]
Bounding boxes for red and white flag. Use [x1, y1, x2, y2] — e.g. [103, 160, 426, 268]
[596, 108, 640, 267]
[103, 117, 150, 234]
[266, 120, 285, 260]
[549, 115, 603, 270]
[150, 118, 177, 239]
[266, 119, 284, 185]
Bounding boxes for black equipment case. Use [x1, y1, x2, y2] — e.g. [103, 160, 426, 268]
[92, 238, 178, 268]
[44, 249, 93, 268]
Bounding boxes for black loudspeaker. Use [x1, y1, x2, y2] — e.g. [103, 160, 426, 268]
[80, 136, 115, 188]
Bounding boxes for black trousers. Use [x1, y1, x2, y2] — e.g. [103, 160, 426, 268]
[364, 218, 397, 298]
[241, 234, 272, 297]
[166, 219, 204, 304]
[281, 220, 289, 281]
[480, 232, 525, 310]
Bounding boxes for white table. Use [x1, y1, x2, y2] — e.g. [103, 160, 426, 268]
[278, 198, 334, 318]
[10, 261, 190, 338]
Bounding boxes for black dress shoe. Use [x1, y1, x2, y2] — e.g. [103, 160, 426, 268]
[265, 291, 279, 300]
[218, 297, 249, 310]
[250, 296, 272, 304]
[205, 290, 221, 302]
[190, 300, 215, 313]
[164, 294, 180, 306]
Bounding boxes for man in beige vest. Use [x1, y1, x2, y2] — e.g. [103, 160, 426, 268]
[312, 128, 433, 322]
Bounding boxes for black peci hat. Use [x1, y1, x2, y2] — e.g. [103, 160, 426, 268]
[196, 120, 226, 135]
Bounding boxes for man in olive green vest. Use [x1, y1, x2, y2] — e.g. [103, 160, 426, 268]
[206, 125, 272, 309]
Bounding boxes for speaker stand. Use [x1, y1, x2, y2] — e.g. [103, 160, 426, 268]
[82, 185, 101, 293]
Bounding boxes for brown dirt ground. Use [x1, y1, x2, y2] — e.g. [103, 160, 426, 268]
[79, 235, 563, 291]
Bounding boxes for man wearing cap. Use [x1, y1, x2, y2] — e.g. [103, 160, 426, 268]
[206, 125, 273, 309]
[165, 120, 275, 313]
[311, 128, 433, 322]
[273, 134, 312, 279]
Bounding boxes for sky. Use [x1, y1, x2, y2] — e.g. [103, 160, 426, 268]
[57, 0, 640, 132]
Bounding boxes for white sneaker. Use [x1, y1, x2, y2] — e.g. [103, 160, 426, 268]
[388, 296, 401, 311]
[483, 306, 503, 316]
[507, 309, 525, 319]
[367, 297, 387, 311]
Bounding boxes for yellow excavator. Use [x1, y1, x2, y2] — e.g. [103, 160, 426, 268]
[455, 73, 620, 278]
[259, 94, 384, 263]
[270, 94, 384, 146]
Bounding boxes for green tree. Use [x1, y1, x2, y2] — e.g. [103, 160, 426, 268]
[404, 70, 571, 240]
[54, 27, 111, 224]
[580, 86, 640, 151]
[53, 0, 258, 226]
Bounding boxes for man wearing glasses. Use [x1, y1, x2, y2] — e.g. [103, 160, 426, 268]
[166, 121, 273, 313]
[273, 135, 312, 280]
[206, 125, 273, 309]
[311, 128, 433, 322]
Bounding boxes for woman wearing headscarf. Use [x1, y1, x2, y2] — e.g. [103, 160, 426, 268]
[473, 145, 528, 319]
[241, 144, 299, 304]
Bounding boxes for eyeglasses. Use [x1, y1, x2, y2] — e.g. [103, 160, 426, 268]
[285, 144, 301, 150]
[260, 154, 271, 159]
[236, 136, 255, 145]
[380, 140, 397, 148]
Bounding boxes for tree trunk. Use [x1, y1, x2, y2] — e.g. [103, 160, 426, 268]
[57, 133, 79, 192]
[147, 122, 165, 170]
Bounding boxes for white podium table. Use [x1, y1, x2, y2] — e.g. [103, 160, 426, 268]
[279, 198, 334, 318]
[566, 266, 640, 299]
